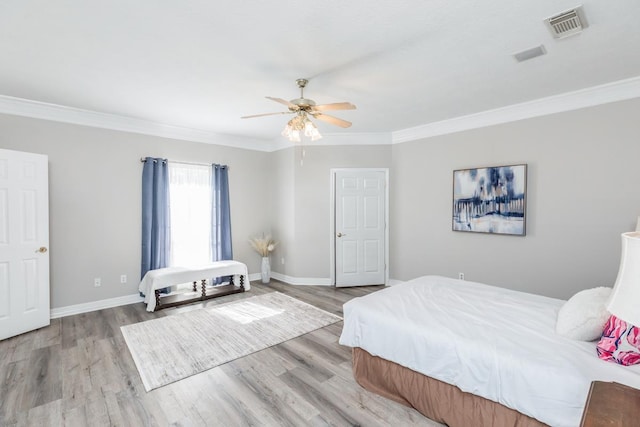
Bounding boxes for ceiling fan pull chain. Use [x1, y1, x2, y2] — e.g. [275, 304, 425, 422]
[299, 143, 306, 166]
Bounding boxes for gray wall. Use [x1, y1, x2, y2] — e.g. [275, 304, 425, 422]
[390, 97, 640, 299]
[0, 114, 271, 308]
[2, 96, 639, 308]
[269, 147, 295, 276]
[270, 143, 392, 279]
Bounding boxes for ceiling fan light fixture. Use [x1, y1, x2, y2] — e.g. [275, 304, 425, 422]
[282, 112, 322, 142]
[282, 125, 301, 142]
[303, 116, 322, 141]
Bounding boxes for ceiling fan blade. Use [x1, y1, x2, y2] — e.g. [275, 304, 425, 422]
[241, 111, 291, 119]
[313, 113, 352, 128]
[266, 97, 295, 108]
[312, 102, 356, 112]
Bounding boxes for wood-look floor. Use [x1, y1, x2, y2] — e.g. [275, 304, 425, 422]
[0, 281, 441, 427]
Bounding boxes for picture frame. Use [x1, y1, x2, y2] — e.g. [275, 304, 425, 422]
[452, 164, 527, 236]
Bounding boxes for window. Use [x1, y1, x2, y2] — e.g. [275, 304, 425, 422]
[168, 163, 212, 267]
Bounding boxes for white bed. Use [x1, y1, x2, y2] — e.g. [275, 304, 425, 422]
[339, 275, 640, 427]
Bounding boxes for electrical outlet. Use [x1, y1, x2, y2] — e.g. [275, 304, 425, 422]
[120, 274, 127, 284]
[458, 272, 465, 280]
[94, 277, 101, 287]
[281, 257, 285, 265]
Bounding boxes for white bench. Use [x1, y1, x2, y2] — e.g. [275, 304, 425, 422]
[138, 261, 250, 311]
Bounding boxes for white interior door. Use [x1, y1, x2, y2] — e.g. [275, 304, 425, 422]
[0, 149, 50, 341]
[334, 169, 386, 287]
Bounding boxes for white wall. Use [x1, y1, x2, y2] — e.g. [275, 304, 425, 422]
[390, 97, 640, 299]
[0, 114, 271, 308]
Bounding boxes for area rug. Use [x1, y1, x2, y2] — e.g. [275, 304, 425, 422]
[121, 292, 342, 391]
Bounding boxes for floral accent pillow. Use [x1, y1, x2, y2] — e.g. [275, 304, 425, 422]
[596, 315, 640, 366]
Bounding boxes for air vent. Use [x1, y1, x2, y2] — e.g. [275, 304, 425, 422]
[514, 45, 547, 62]
[545, 6, 588, 39]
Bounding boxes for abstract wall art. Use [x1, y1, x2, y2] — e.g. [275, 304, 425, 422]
[452, 164, 527, 236]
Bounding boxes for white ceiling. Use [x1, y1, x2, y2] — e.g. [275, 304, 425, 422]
[1, 1, 639, 146]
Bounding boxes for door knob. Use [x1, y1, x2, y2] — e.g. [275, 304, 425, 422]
[35, 246, 48, 253]
[337, 232, 346, 237]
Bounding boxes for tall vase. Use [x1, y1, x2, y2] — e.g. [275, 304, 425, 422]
[261, 257, 271, 284]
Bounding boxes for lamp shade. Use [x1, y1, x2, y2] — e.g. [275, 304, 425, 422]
[606, 231, 640, 326]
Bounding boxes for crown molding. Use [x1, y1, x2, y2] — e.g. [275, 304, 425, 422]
[392, 75, 640, 144]
[307, 132, 391, 146]
[268, 132, 392, 151]
[2, 75, 639, 150]
[0, 94, 272, 152]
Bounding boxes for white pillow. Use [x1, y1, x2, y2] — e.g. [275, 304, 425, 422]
[556, 287, 612, 341]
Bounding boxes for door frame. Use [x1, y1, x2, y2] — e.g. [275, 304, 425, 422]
[329, 168, 389, 286]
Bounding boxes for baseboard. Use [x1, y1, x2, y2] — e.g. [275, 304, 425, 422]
[270, 272, 332, 286]
[51, 274, 393, 319]
[269, 272, 400, 286]
[50, 293, 144, 319]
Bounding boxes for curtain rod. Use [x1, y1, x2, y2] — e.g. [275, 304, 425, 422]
[139, 158, 228, 168]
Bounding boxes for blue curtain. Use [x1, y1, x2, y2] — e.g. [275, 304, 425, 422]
[141, 157, 171, 293]
[211, 164, 232, 283]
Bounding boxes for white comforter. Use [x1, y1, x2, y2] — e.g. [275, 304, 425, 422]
[339, 275, 640, 427]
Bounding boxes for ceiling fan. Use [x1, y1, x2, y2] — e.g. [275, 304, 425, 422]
[241, 78, 356, 142]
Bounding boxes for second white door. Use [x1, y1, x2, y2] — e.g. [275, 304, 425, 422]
[334, 169, 386, 287]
